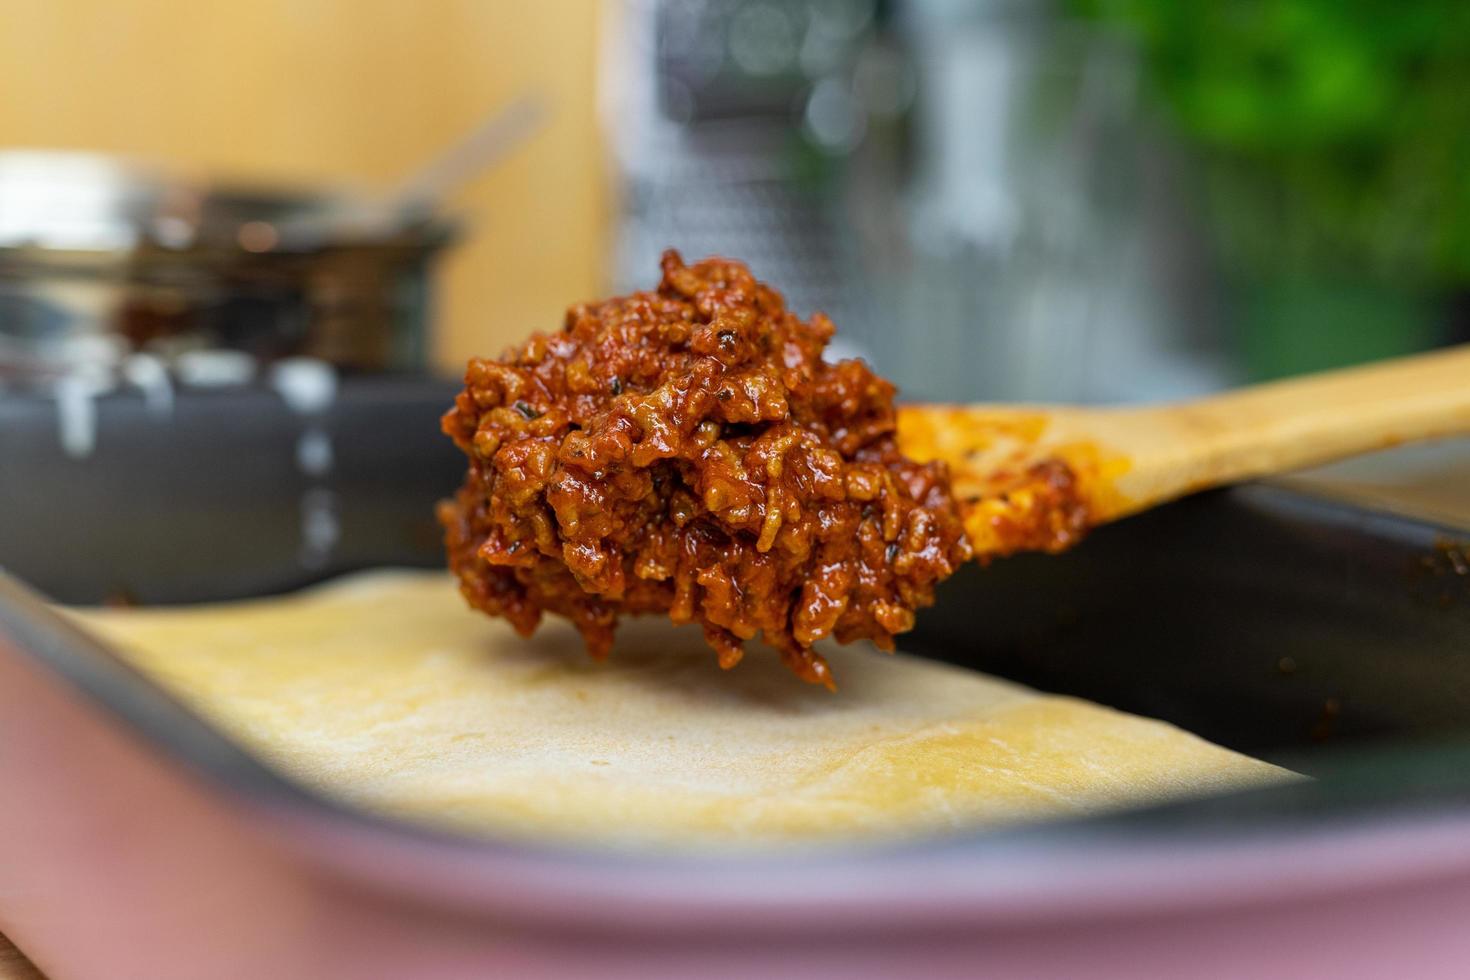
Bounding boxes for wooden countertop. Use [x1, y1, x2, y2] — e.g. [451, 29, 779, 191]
[0, 933, 42, 980]
[1278, 439, 1470, 530]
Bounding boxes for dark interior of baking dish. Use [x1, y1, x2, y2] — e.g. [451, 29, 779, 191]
[4, 377, 1470, 836]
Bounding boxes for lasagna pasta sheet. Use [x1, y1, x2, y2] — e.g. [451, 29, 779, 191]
[73, 572, 1297, 849]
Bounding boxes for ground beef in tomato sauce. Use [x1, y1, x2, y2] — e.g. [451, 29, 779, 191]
[439, 251, 972, 687]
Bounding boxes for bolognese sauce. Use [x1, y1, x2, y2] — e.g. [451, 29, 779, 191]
[440, 252, 972, 687]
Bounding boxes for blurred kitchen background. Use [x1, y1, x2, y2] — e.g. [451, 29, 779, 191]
[608, 0, 1470, 402]
[3, 0, 1468, 404]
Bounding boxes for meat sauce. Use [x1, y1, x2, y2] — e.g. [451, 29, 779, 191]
[440, 252, 972, 686]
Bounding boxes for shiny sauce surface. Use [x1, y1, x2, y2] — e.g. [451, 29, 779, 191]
[441, 252, 971, 685]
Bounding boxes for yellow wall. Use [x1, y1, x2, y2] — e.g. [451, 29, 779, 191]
[0, 1, 611, 371]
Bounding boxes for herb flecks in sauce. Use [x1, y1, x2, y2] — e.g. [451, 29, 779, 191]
[440, 252, 971, 687]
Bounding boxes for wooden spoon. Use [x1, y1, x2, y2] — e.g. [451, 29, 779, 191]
[897, 345, 1470, 558]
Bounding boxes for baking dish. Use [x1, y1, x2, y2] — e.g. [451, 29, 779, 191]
[3, 394, 1470, 977]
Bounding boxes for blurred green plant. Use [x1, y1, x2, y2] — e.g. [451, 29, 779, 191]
[1070, 0, 1470, 287]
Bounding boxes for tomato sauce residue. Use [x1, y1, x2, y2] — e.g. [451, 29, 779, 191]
[960, 458, 1093, 558]
[440, 252, 972, 687]
[895, 406, 1109, 559]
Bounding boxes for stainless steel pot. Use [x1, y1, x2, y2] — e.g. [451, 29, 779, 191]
[0, 150, 454, 389]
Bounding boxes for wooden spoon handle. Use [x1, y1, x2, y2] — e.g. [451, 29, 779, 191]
[899, 345, 1470, 556]
[1098, 343, 1470, 515]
